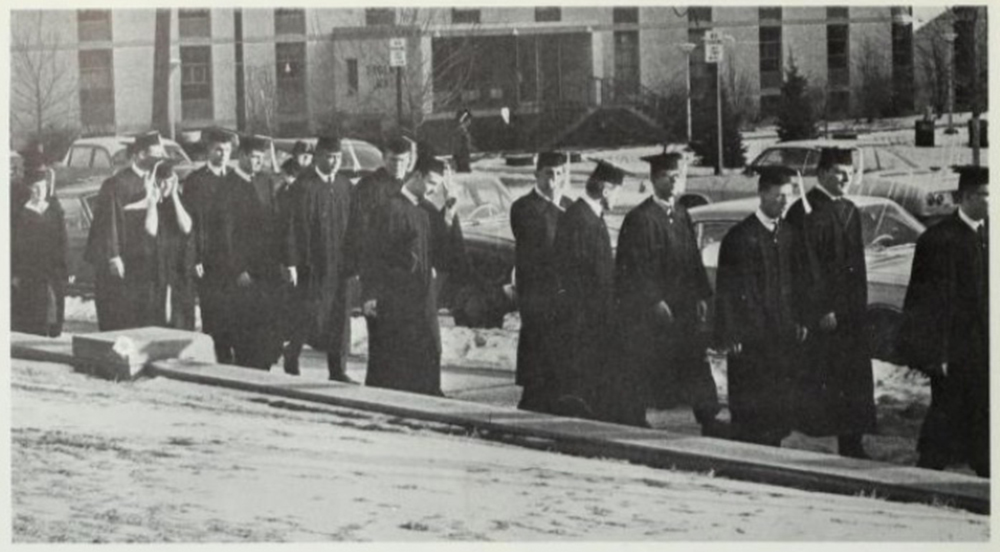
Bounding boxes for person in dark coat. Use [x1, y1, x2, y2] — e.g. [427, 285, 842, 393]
[227, 135, 284, 370]
[714, 167, 808, 446]
[550, 161, 626, 421]
[283, 135, 354, 382]
[184, 127, 235, 360]
[510, 151, 573, 414]
[291, 139, 314, 173]
[784, 147, 875, 459]
[898, 166, 989, 477]
[150, 161, 196, 330]
[615, 152, 720, 431]
[362, 145, 464, 395]
[84, 131, 166, 331]
[11, 169, 67, 337]
[452, 109, 474, 173]
[273, 157, 309, 374]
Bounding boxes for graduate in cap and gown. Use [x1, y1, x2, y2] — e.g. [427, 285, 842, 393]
[85, 131, 166, 330]
[283, 135, 354, 381]
[184, 127, 236, 359]
[361, 144, 465, 395]
[784, 146, 875, 458]
[898, 165, 989, 477]
[149, 159, 197, 330]
[714, 167, 808, 446]
[550, 160, 627, 421]
[11, 168, 67, 337]
[615, 151, 720, 430]
[510, 151, 574, 413]
[452, 109, 474, 173]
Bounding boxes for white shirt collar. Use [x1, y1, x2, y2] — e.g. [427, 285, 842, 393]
[233, 165, 253, 183]
[533, 187, 564, 209]
[652, 194, 675, 213]
[207, 162, 226, 177]
[958, 206, 984, 231]
[581, 194, 604, 218]
[401, 185, 421, 206]
[755, 208, 779, 232]
[130, 163, 146, 179]
[814, 183, 843, 201]
[315, 165, 334, 183]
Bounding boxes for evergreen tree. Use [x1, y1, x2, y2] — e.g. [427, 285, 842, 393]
[691, 83, 747, 170]
[777, 59, 818, 142]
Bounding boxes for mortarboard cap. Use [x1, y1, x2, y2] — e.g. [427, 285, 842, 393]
[202, 127, 234, 145]
[641, 151, 684, 174]
[817, 147, 855, 171]
[281, 157, 303, 177]
[590, 160, 626, 186]
[536, 151, 568, 172]
[238, 134, 270, 154]
[953, 165, 989, 191]
[755, 166, 797, 191]
[291, 140, 314, 156]
[130, 131, 165, 157]
[315, 135, 342, 153]
[414, 142, 446, 175]
[384, 135, 412, 155]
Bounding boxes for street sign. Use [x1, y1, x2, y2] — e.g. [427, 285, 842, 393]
[390, 48, 407, 67]
[389, 38, 406, 49]
[705, 42, 724, 63]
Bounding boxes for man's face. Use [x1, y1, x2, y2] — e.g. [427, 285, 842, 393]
[759, 183, 795, 220]
[386, 152, 411, 180]
[315, 148, 342, 174]
[818, 163, 853, 196]
[602, 183, 623, 210]
[651, 167, 684, 200]
[535, 165, 566, 197]
[421, 171, 445, 198]
[961, 184, 989, 221]
[296, 153, 312, 167]
[137, 144, 166, 171]
[207, 142, 232, 167]
[28, 179, 48, 202]
[241, 150, 265, 175]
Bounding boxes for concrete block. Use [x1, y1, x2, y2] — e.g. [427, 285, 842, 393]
[72, 327, 215, 381]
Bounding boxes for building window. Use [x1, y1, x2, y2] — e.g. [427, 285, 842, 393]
[178, 9, 211, 39]
[688, 7, 712, 25]
[759, 26, 782, 91]
[891, 21, 914, 113]
[77, 10, 112, 43]
[829, 89, 850, 118]
[613, 8, 639, 24]
[180, 46, 213, 120]
[452, 9, 481, 24]
[276, 42, 307, 116]
[827, 24, 849, 86]
[760, 93, 781, 119]
[347, 58, 359, 96]
[275, 8, 305, 35]
[535, 7, 561, 22]
[365, 8, 395, 26]
[614, 31, 640, 97]
[78, 49, 115, 129]
[759, 7, 782, 24]
[827, 7, 849, 21]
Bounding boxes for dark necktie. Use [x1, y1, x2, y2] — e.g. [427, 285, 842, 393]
[978, 223, 988, 249]
[772, 220, 781, 242]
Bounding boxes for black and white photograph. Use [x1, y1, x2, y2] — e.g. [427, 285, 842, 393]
[4, 1, 994, 543]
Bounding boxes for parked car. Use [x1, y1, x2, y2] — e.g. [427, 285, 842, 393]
[682, 139, 960, 224]
[54, 136, 197, 190]
[690, 195, 925, 363]
[272, 137, 384, 184]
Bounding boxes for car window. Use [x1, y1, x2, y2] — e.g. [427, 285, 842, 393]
[754, 148, 812, 172]
[874, 148, 918, 172]
[860, 147, 879, 173]
[111, 148, 129, 166]
[92, 148, 112, 169]
[859, 202, 924, 249]
[696, 221, 737, 250]
[61, 197, 90, 233]
[67, 147, 93, 168]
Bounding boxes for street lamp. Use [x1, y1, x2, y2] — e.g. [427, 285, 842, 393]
[942, 31, 958, 135]
[169, 57, 181, 141]
[678, 43, 696, 144]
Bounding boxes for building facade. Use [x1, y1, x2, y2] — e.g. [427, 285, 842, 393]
[11, 6, 918, 150]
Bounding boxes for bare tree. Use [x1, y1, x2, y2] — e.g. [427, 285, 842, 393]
[10, 10, 77, 141]
[854, 36, 893, 123]
[244, 64, 279, 135]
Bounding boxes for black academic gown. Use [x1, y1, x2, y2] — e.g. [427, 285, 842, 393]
[510, 189, 574, 412]
[347, 167, 404, 276]
[550, 199, 617, 420]
[363, 191, 464, 396]
[714, 214, 803, 445]
[11, 200, 67, 337]
[285, 168, 353, 377]
[615, 197, 719, 424]
[183, 164, 231, 343]
[785, 189, 876, 437]
[85, 166, 158, 331]
[152, 197, 197, 330]
[897, 213, 989, 476]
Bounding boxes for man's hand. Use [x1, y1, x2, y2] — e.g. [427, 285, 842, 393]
[796, 324, 809, 342]
[237, 272, 252, 287]
[363, 299, 377, 318]
[818, 312, 837, 332]
[284, 266, 298, 287]
[109, 257, 125, 279]
[653, 301, 674, 325]
[194, 263, 204, 279]
[728, 342, 743, 356]
[920, 362, 948, 378]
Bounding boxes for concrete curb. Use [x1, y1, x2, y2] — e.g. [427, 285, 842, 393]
[10, 332, 989, 515]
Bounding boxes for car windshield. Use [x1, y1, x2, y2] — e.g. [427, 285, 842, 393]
[753, 147, 816, 173]
[111, 143, 190, 165]
[449, 176, 511, 221]
[858, 201, 925, 249]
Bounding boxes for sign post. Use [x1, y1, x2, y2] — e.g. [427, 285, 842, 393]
[704, 33, 725, 176]
[390, 38, 408, 127]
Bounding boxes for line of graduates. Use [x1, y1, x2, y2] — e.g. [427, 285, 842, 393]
[85, 129, 466, 396]
[513, 146, 989, 473]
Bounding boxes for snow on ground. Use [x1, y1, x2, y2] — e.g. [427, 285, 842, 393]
[10, 359, 988, 542]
